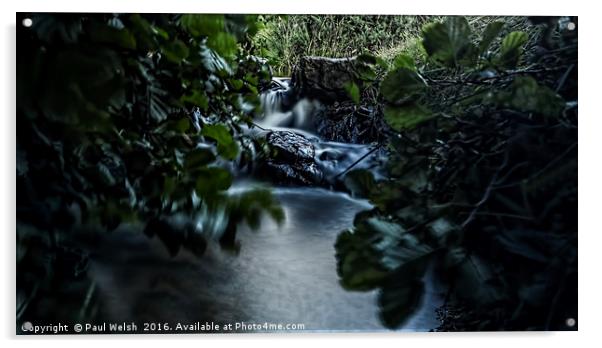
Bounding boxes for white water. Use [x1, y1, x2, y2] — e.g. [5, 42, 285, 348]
[256, 78, 384, 182]
[258, 79, 321, 131]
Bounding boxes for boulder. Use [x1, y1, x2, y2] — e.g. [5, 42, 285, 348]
[259, 131, 323, 185]
[290, 56, 370, 103]
[266, 130, 315, 162]
[314, 102, 386, 144]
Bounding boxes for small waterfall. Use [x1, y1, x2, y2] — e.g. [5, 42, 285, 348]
[259, 88, 284, 116]
[259, 77, 290, 116]
[258, 78, 321, 131]
[256, 77, 385, 183]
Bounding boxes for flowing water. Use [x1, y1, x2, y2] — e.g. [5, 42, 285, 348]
[89, 79, 442, 332]
[257, 78, 386, 182]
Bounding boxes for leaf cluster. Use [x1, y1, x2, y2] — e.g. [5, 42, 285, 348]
[337, 16, 577, 330]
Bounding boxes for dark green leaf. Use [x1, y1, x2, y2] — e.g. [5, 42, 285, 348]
[163, 176, 176, 197]
[230, 79, 244, 91]
[422, 16, 473, 67]
[493, 76, 564, 117]
[89, 23, 137, 50]
[201, 124, 239, 160]
[478, 21, 504, 54]
[335, 228, 389, 291]
[380, 67, 426, 104]
[185, 147, 216, 169]
[180, 91, 209, 111]
[344, 82, 361, 104]
[195, 167, 232, 195]
[162, 39, 189, 64]
[392, 54, 416, 70]
[497, 31, 528, 68]
[344, 169, 375, 198]
[179, 14, 225, 38]
[228, 188, 285, 229]
[383, 103, 434, 130]
[207, 32, 239, 59]
[378, 278, 424, 329]
[378, 251, 434, 328]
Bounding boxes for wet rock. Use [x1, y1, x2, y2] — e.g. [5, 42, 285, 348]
[263, 161, 323, 186]
[291, 56, 369, 103]
[314, 102, 386, 144]
[258, 131, 323, 185]
[266, 131, 314, 161]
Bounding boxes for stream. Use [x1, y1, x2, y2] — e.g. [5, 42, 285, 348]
[89, 78, 443, 332]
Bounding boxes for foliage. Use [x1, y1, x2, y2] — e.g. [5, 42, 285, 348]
[336, 16, 577, 330]
[252, 15, 436, 75]
[252, 15, 534, 77]
[422, 16, 475, 67]
[16, 13, 281, 321]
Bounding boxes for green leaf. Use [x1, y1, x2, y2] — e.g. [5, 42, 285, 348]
[89, 23, 137, 50]
[392, 54, 416, 70]
[335, 213, 434, 296]
[163, 176, 176, 197]
[179, 14, 225, 38]
[344, 82, 361, 104]
[195, 167, 232, 195]
[380, 67, 426, 104]
[497, 31, 528, 68]
[161, 39, 189, 64]
[185, 147, 216, 170]
[180, 91, 209, 111]
[378, 250, 434, 328]
[39, 48, 124, 125]
[478, 21, 504, 54]
[129, 14, 157, 50]
[201, 124, 239, 160]
[493, 76, 564, 117]
[336, 212, 436, 328]
[422, 16, 473, 67]
[151, 25, 169, 40]
[230, 79, 244, 91]
[159, 117, 190, 133]
[448, 252, 504, 306]
[378, 278, 425, 329]
[344, 169, 375, 197]
[335, 227, 389, 291]
[207, 32, 239, 59]
[384, 103, 434, 130]
[243, 72, 259, 86]
[228, 188, 285, 230]
[177, 118, 191, 133]
[364, 217, 433, 270]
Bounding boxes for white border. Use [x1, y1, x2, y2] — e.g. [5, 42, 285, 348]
[2, 1, 598, 347]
